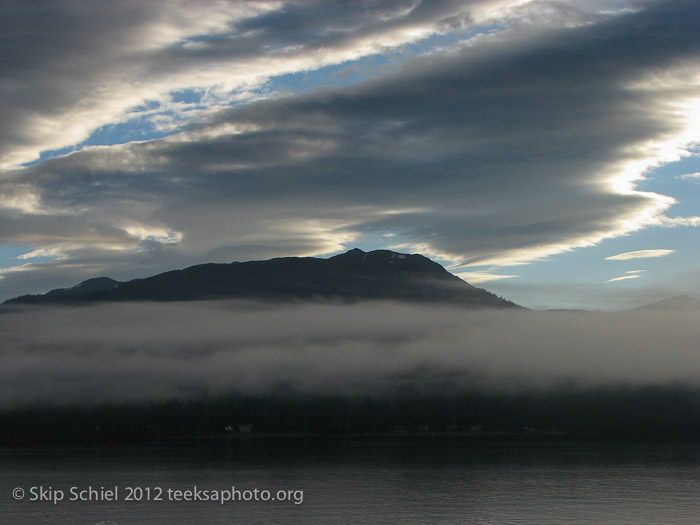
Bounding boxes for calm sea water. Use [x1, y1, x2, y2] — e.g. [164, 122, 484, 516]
[2, 437, 699, 524]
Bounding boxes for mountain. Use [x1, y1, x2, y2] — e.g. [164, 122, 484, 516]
[5, 277, 121, 305]
[4, 248, 518, 308]
[630, 295, 700, 312]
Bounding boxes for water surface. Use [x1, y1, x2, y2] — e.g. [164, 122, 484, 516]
[2, 437, 699, 524]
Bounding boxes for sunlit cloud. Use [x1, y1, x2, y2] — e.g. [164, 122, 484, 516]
[253, 218, 360, 257]
[679, 171, 700, 181]
[121, 224, 183, 245]
[455, 271, 519, 284]
[605, 249, 675, 261]
[0, 185, 79, 217]
[0, 0, 525, 171]
[15, 247, 64, 261]
[658, 215, 700, 227]
[0, 263, 37, 280]
[607, 274, 640, 283]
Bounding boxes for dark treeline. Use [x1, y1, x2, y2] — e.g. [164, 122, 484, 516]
[2, 385, 700, 441]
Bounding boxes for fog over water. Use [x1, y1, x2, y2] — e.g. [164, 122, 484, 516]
[0, 301, 698, 407]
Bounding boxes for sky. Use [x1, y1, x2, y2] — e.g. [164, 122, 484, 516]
[1, 0, 699, 310]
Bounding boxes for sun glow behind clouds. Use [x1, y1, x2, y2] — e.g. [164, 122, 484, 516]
[121, 224, 183, 245]
[254, 218, 359, 257]
[592, 67, 700, 251]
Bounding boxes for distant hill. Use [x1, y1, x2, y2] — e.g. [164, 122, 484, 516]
[630, 295, 700, 312]
[4, 248, 519, 308]
[5, 277, 121, 305]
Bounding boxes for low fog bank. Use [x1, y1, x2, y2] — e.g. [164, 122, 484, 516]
[0, 300, 698, 408]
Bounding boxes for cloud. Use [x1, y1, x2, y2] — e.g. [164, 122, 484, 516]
[605, 249, 674, 260]
[606, 269, 646, 283]
[121, 223, 183, 245]
[0, 263, 36, 279]
[454, 271, 519, 284]
[658, 215, 700, 227]
[679, 171, 700, 181]
[1, 1, 699, 302]
[607, 274, 640, 283]
[0, 301, 698, 406]
[0, 0, 508, 170]
[487, 274, 698, 311]
[15, 247, 64, 261]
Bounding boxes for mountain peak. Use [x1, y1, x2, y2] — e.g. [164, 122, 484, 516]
[73, 277, 121, 293]
[329, 247, 367, 263]
[330, 248, 444, 271]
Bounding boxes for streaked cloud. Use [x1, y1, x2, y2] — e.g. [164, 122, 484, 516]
[15, 247, 64, 261]
[455, 271, 519, 284]
[607, 268, 647, 282]
[658, 215, 700, 227]
[607, 274, 640, 283]
[0, 262, 36, 280]
[0, 0, 517, 171]
[605, 249, 675, 261]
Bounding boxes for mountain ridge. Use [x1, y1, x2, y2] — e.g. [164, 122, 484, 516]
[4, 248, 519, 308]
[629, 294, 700, 312]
